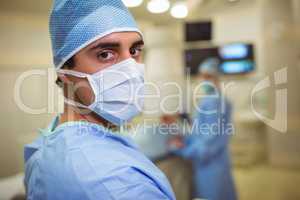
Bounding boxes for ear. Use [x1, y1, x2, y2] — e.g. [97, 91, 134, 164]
[57, 73, 73, 85]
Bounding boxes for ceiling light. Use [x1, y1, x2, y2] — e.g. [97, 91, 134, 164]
[122, 0, 143, 8]
[171, 2, 189, 19]
[147, 0, 170, 14]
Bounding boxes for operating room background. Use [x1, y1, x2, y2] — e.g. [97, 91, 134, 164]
[0, 0, 300, 199]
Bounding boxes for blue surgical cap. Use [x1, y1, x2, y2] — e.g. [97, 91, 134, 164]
[50, 0, 142, 69]
[198, 58, 220, 75]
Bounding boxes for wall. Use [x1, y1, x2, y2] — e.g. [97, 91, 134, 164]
[143, 23, 185, 117]
[0, 12, 55, 177]
[261, 0, 300, 131]
[0, 12, 52, 67]
[260, 0, 300, 167]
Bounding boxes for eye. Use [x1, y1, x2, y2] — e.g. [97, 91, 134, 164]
[130, 46, 143, 57]
[97, 50, 115, 62]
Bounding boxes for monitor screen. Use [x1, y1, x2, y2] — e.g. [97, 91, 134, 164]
[185, 22, 212, 42]
[220, 60, 254, 74]
[219, 43, 255, 74]
[184, 43, 255, 75]
[219, 43, 254, 60]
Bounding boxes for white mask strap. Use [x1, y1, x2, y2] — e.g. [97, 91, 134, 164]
[57, 69, 89, 78]
[64, 98, 89, 109]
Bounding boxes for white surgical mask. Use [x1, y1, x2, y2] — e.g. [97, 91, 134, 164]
[57, 58, 145, 126]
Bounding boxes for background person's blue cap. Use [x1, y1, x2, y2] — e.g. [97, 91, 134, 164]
[50, 0, 142, 69]
[198, 57, 220, 75]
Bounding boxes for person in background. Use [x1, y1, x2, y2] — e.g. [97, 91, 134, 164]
[23, 0, 175, 199]
[156, 115, 193, 200]
[169, 58, 237, 200]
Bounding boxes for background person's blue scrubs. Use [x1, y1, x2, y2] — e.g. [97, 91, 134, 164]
[24, 117, 175, 200]
[175, 97, 237, 200]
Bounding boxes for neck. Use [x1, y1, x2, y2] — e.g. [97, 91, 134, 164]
[59, 104, 116, 129]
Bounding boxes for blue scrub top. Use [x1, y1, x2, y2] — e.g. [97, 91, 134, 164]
[175, 96, 237, 200]
[24, 117, 175, 200]
[177, 96, 233, 163]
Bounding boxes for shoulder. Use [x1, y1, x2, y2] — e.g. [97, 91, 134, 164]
[98, 166, 172, 200]
[69, 130, 172, 199]
[70, 142, 174, 199]
[25, 122, 174, 199]
[24, 136, 43, 163]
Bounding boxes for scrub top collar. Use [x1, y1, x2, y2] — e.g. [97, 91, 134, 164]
[37, 115, 139, 150]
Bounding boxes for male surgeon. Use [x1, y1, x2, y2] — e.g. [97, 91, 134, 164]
[24, 1, 175, 200]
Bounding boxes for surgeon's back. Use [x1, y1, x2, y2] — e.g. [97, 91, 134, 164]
[24, 120, 175, 200]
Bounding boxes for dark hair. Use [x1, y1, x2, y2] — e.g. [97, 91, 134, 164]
[56, 57, 74, 87]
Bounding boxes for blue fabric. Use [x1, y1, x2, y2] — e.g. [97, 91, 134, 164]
[50, 0, 141, 68]
[130, 125, 172, 160]
[24, 117, 175, 200]
[175, 96, 237, 200]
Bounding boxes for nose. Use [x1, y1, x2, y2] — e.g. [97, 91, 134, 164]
[119, 48, 132, 62]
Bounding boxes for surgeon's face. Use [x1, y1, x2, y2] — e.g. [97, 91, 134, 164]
[198, 73, 216, 84]
[62, 32, 144, 106]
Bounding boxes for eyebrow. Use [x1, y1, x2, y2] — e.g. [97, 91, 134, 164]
[132, 40, 144, 47]
[90, 42, 120, 50]
[90, 39, 144, 50]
